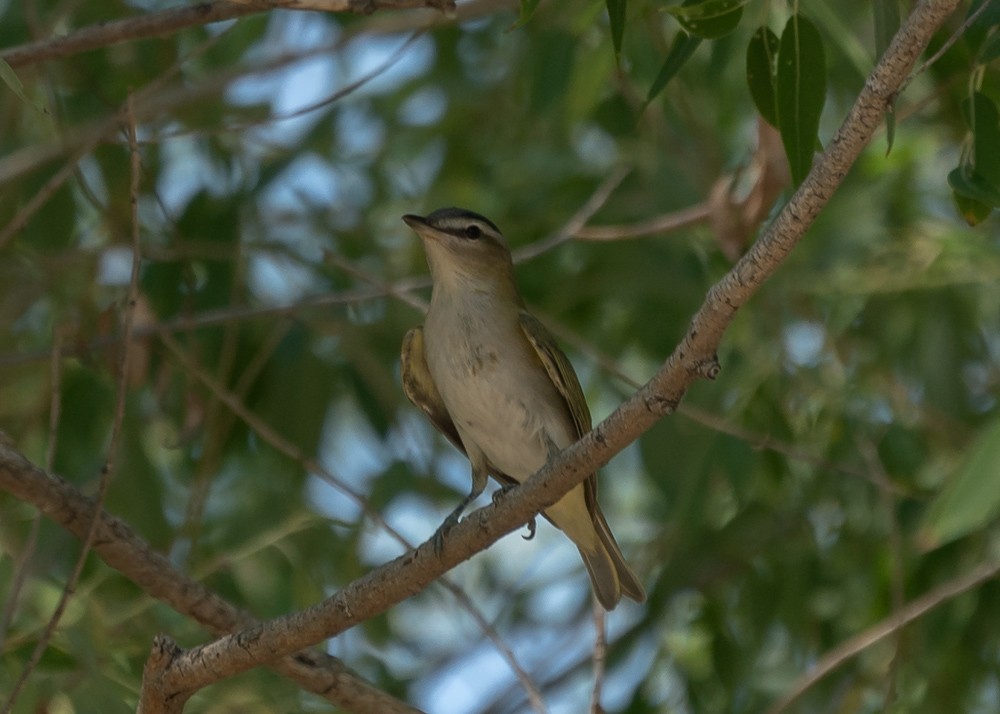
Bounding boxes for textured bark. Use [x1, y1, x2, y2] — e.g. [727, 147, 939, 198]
[0, 443, 425, 714]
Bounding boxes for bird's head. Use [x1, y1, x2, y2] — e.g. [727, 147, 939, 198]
[403, 208, 517, 293]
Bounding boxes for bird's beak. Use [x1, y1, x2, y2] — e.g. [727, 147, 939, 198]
[402, 214, 427, 229]
[403, 213, 442, 242]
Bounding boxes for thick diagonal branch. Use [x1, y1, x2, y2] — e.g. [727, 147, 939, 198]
[0, 442, 423, 714]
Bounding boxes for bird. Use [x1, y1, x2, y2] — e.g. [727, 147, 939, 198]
[400, 207, 645, 610]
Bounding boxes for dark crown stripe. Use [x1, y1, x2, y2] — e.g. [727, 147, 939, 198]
[425, 207, 501, 234]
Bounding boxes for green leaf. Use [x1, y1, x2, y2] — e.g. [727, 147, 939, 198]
[962, 92, 1000, 185]
[979, 31, 1000, 63]
[664, 0, 750, 23]
[947, 92, 1000, 221]
[952, 191, 993, 225]
[873, 0, 900, 61]
[529, 31, 576, 114]
[665, 0, 745, 39]
[920, 419, 1000, 548]
[947, 166, 1000, 206]
[0, 57, 51, 120]
[607, 0, 627, 58]
[746, 27, 780, 127]
[884, 103, 896, 154]
[964, 0, 1000, 56]
[776, 14, 827, 186]
[646, 32, 702, 104]
[873, 0, 900, 153]
[509, 0, 541, 30]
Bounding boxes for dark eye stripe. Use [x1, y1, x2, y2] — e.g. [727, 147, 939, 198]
[464, 225, 482, 239]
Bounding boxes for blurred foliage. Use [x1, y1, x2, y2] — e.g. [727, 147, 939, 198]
[1, 0, 999, 712]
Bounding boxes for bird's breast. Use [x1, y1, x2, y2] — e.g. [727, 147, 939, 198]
[424, 305, 574, 480]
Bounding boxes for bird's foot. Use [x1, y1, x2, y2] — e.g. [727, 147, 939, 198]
[432, 510, 461, 556]
[491, 485, 537, 540]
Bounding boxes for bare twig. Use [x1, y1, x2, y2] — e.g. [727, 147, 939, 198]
[0, 280, 430, 369]
[573, 203, 711, 241]
[904, 0, 996, 89]
[0, 17, 238, 250]
[0, 443, 425, 713]
[0, 0, 520, 76]
[325, 253, 429, 312]
[544, 318, 916, 497]
[1, 95, 146, 714]
[221, 28, 426, 132]
[174, 244, 250, 561]
[765, 559, 1000, 714]
[589, 603, 607, 714]
[0, 0, 514, 190]
[157, 331, 399, 533]
[857, 437, 907, 711]
[0, 142, 97, 251]
[0, 0, 446, 70]
[0, 328, 65, 651]
[443, 585, 548, 714]
[156, 330, 544, 706]
[2, 2, 265, 69]
[511, 165, 631, 263]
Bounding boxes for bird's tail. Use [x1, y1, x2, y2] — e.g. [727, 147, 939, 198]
[579, 511, 645, 610]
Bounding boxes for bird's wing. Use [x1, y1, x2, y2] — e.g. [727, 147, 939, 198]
[402, 326, 522, 490]
[519, 311, 603, 512]
[401, 326, 466, 455]
[518, 312, 593, 437]
[520, 313, 645, 603]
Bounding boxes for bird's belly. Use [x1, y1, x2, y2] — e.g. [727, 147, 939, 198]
[429, 342, 598, 549]
[435, 354, 571, 482]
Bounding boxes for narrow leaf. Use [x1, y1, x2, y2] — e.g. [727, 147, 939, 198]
[607, 0, 627, 59]
[964, 0, 1000, 56]
[509, 0, 541, 30]
[920, 419, 1000, 548]
[663, 0, 751, 22]
[746, 27, 780, 127]
[646, 32, 702, 104]
[776, 14, 826, 186]
[964, 92, 1000, 185]
[873, 0, 900, 62]
[669, 0, 743, 39]
[0, 58, 51, 119]
[873, 0, 900, 153]
[979, 31, 1000, 63]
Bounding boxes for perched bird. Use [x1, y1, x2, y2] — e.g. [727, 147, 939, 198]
[401, 207, 645, 610]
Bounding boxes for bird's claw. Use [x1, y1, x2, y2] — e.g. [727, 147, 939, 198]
[491, 485, 537, 540]
[432, 511, 461, 556]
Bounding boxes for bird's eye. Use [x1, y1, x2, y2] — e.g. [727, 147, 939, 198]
[464, 225, 482, 240]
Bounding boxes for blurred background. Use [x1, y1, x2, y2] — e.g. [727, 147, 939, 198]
[1, 0, 999, 712]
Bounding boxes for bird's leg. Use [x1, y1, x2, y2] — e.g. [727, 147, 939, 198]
[491, 484, 537, 540]
[541, 429, 562, 463]
[433, 461, 489, 555]
[501, 428, 563, 541]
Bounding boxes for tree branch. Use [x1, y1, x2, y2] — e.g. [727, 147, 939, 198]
[0, 0, 451, 70]
[127, 0, 964, 702]
[764, 559, 1000, 714]
[0, 442, 425, 714]
[156, 327, 547, 710]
